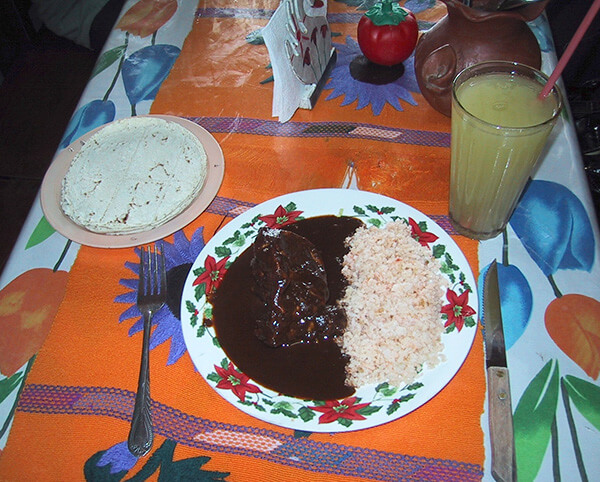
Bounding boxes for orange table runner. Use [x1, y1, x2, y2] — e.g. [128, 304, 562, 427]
[0, 1, 484, 479]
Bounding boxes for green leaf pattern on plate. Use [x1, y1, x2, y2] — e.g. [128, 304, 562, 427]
[183, 201, 476, 426]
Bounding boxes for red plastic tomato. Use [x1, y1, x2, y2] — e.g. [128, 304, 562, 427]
[357, 1, 418, 66]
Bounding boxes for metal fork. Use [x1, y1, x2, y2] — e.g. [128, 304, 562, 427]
[128, 244, 167, 457]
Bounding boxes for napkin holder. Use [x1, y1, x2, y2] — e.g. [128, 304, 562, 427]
[301, 50, 337, 109]
[262, 0, 335, 122]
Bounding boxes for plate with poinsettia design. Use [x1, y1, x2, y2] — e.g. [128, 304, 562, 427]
[180, 189, 478, 432]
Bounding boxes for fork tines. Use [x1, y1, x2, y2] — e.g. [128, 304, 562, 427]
[138, 244, 166, 298]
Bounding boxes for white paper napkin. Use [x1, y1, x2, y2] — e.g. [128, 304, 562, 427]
[262, 0, 333, 122]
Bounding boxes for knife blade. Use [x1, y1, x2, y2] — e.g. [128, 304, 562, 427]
[484, 260, 516, 482]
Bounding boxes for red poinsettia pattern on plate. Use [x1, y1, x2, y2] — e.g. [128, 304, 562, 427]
[181, 189, 478, 432]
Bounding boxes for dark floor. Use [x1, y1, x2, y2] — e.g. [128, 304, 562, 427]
[0, 2, 599, 275]
[0, 30, 99, 272]
[0, 28, 99, 273]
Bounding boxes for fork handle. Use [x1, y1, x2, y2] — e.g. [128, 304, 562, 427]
[128, 312, 153, 457]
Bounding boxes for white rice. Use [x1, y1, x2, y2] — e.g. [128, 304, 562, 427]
[337, 220, 448, 388]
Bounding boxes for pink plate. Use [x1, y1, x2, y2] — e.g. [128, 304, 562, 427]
[40, 115, 224, 248]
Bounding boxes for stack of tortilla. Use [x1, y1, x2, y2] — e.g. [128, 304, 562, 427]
[60, 117, 208, 235]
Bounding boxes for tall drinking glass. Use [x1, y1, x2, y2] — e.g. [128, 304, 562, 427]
[449, 61, 563, 240]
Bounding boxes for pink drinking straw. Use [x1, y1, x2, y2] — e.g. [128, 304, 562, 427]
[540, 0, 600, 99]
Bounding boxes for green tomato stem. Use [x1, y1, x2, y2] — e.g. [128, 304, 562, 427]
[365, 0, 409, 26]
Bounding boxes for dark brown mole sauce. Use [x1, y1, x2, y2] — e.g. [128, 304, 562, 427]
[210, 215, 364, 400]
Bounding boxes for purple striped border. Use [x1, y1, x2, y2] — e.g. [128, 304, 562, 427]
[196, 7, 274, 19]
[18, 384, 482, 481]
[194, 8, 434, 30]
[195, 8, 362, 23]
[204, 196, 459, 235]
[429, 214, 460, 236]
[188, 117, 450, 148]
[206, 195, 255, 217]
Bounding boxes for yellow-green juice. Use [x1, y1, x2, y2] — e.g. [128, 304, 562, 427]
[449, 62, 562, 239]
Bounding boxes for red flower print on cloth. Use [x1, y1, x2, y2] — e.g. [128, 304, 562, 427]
[408, 217, 438, 247]
[215, 362, 261, 402]
[193, 255, 229, 296]
[441, 289, 476, 332]
[310, 397, 371, 424]
[259, 205, 303, 228]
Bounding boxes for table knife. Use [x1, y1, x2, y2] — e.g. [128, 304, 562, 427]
[484, 260, 516, 482]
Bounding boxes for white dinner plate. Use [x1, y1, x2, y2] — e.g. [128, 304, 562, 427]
[40, 115, 224, 248]
[180, 189, 478, 432]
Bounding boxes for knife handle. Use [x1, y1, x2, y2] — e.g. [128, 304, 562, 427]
[487, 366, 516, 482]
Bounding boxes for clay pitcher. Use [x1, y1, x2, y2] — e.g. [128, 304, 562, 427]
[414, 0, 549, 116]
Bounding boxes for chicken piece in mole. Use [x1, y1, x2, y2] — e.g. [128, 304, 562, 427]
[251, 227, 346, 347]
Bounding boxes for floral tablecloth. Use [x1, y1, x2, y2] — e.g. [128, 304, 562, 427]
[0, 0, 598, 481]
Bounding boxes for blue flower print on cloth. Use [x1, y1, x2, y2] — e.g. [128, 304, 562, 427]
[510, 180, 595, 277]
[325, 36, 420, 116]
[116, 227, 206, 365]
[60, 100, 116, 149]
